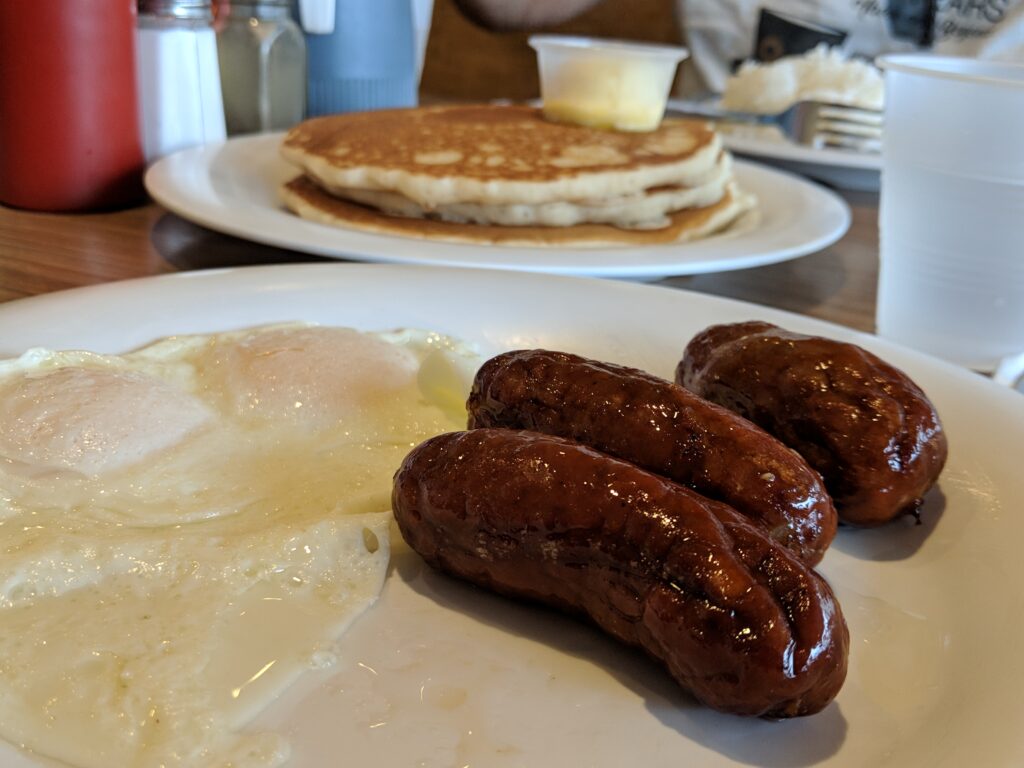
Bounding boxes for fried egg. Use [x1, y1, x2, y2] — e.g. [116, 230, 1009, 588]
[0, 323, 480, 768]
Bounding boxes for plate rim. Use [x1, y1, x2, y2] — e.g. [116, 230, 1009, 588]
[720, 129, 883, 171]
[2, 263, 1022, 768]
[665, 98, 883, 172]
[0, 262, 1011, 404]
[142, 133, 852, 280]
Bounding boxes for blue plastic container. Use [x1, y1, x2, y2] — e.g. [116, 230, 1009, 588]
[302, 0, 417, 116]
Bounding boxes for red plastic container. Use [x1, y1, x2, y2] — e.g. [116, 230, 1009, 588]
[0, 1, 146, 211]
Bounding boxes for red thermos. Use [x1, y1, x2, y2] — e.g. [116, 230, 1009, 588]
[0, 1, 146, 211]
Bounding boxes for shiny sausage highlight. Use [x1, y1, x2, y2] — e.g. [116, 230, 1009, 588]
[678, 322, 948, 526]
[392, 429, 849, 717]
[467, 349, 837, 565]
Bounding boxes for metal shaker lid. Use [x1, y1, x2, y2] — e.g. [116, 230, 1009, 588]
[137, 0, 215, 20]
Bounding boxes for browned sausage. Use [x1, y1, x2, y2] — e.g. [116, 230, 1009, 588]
[392, 429, 849, 718]
[677, 321, 948, 527]
[467, 349, 837, 566]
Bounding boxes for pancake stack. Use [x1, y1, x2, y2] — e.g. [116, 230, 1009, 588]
[280, 105, 755, 246]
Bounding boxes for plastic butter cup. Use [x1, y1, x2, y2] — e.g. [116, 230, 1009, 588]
[529, 35, 689, 132]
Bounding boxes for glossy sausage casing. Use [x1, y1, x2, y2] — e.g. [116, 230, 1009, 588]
[392, 429, 849, 717]
[467, 349, 837, 565]
[678, 322, 948, 527]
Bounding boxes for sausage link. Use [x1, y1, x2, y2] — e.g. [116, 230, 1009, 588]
[392, 429, 849, 718]
[678, 322, 948, 526]
[467, 349, 837, 565]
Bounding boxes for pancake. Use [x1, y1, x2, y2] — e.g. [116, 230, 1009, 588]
[281, 105, 722, 207]
[332, 152, 733, 230]
[280, 174, 756, 247]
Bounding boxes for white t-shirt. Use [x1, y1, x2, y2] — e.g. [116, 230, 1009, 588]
[678, 0, 1024, 93]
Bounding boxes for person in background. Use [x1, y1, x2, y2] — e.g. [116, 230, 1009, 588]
[449, 0, 1024, 95]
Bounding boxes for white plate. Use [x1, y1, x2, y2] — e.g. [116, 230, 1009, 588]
[666, 99, 882, 192]
[143, 133, 851, 280]
[718, 124, 881, 192]
[1, 264, 1021, 768]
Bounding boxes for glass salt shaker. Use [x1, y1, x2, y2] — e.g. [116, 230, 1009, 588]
[136, 0, 227, 161]
[217, 0, 306, 134]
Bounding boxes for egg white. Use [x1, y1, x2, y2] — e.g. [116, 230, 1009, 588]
[0, 323, 479, 768]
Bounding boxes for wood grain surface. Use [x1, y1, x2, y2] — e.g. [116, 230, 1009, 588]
[0, 188, 879, 332]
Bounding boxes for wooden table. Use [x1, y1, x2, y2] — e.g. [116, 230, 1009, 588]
[0, 189, 880, 333]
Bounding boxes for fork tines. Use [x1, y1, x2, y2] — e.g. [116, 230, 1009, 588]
[782, 101, 884, 152]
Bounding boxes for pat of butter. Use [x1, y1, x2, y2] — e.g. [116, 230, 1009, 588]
[541, 57, 670, 132]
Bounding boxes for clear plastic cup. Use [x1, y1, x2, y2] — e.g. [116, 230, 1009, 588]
[529, 35, 688, 132]
[875, 54, 1024, 371]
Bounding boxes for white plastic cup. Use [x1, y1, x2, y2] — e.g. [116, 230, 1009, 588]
[529, 35, 688, 132]
[875, 55, 1024, 371]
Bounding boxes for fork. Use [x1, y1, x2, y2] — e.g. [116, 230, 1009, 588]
[779, 101, 882, 152]
[667, 98, 883, 152]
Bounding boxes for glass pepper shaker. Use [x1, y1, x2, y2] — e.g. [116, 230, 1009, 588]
[217, 0, 307, 134]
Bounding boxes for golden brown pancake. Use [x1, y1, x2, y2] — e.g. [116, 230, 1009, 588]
[329, 151, 732, 230]
[281, 105, 722, 207]
[280, 174, 754, 246]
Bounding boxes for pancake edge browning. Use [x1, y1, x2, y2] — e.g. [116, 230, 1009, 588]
[280, 175, 756, 246]
[281, 105, 724, 207]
